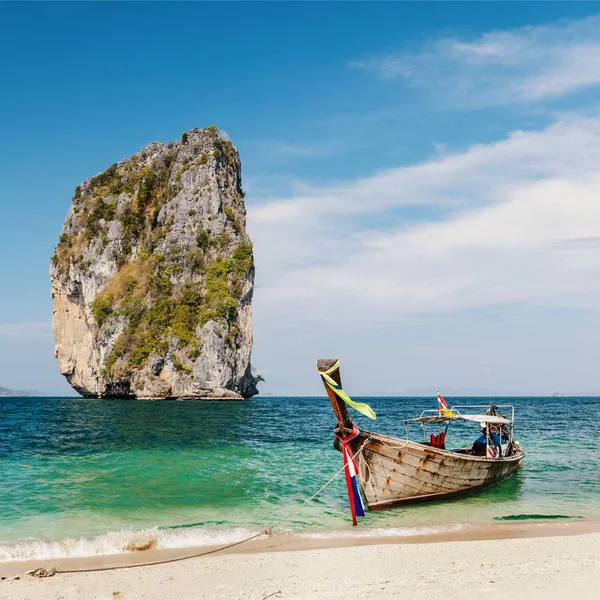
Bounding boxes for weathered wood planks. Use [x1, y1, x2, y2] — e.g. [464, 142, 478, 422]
[355, 432, 523, 509]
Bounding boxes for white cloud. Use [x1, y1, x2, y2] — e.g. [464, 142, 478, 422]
[351, 16, 600, 105]
[248, 116, 600, 325]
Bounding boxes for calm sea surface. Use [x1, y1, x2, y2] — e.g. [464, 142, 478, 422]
[0, 396, 598, 561]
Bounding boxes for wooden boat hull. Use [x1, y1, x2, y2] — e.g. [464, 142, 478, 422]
[355, 432, 524, 510]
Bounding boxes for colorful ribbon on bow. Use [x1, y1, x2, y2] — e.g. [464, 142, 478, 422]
[335, 422, 365, 526]
[320, 360, 376, 420]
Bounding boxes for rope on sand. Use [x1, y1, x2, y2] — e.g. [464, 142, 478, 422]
[10, 440, 372, 580]
[27, 565, 59, 578]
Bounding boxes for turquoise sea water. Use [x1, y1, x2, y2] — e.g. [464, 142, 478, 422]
[0, 396, 598, 561]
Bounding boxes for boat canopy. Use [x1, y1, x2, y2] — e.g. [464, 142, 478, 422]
[403, 414, 511, 425]
[459, 414, 511, 425]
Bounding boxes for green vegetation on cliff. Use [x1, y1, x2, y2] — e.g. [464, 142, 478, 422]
[98, 241, 252, 380]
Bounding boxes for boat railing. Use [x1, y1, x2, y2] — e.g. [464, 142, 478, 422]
[416, 409, 445, 418]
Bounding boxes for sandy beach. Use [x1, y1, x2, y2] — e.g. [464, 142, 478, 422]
[2, 523, 599, 600]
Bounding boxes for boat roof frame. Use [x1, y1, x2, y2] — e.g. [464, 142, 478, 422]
[403, 404, 515, 426]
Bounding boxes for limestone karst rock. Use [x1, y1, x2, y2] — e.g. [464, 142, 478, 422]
[50, 127, 258, 399]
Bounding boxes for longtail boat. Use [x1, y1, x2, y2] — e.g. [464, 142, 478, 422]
[317, 358, 524, 513]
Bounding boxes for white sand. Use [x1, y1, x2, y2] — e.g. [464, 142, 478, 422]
[1, 532, 599, 600]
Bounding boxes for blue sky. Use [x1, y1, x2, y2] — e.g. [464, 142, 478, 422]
[2, 2, 600, 395]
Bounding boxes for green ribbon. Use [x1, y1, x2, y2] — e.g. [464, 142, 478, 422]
[319, 360, 376, 420]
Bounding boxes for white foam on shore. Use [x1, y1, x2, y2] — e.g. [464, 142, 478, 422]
[0, 523, 466, 563]
[0, 526, 263, 563]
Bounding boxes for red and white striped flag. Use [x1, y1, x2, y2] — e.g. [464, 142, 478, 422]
[437, 392, 448, 412]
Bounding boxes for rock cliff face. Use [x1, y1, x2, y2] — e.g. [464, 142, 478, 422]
[50, 127, 258, 399]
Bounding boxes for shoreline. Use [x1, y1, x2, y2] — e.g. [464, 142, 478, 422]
[2, 525, 599, 599]
[1, 518, 598, 579]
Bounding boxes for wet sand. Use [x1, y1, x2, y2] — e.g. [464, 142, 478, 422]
[1, 520, 599, 599]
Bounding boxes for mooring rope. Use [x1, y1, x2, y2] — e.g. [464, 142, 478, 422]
[376, 437, 411, 452]
[9, 438, 373, 580]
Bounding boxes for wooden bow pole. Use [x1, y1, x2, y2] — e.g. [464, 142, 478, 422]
[316, 358, 353, 436]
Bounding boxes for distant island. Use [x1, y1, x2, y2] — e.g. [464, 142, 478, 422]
[0, 386, 32, 397]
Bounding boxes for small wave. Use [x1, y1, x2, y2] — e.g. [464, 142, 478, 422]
[0, 526, 263, 563]
[494, 514, 582, 521]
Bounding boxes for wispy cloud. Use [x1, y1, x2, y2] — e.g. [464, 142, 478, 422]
[248, 116, 600, 325]
[351, 16, 600, 106]
[248, 137, 356, 168]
